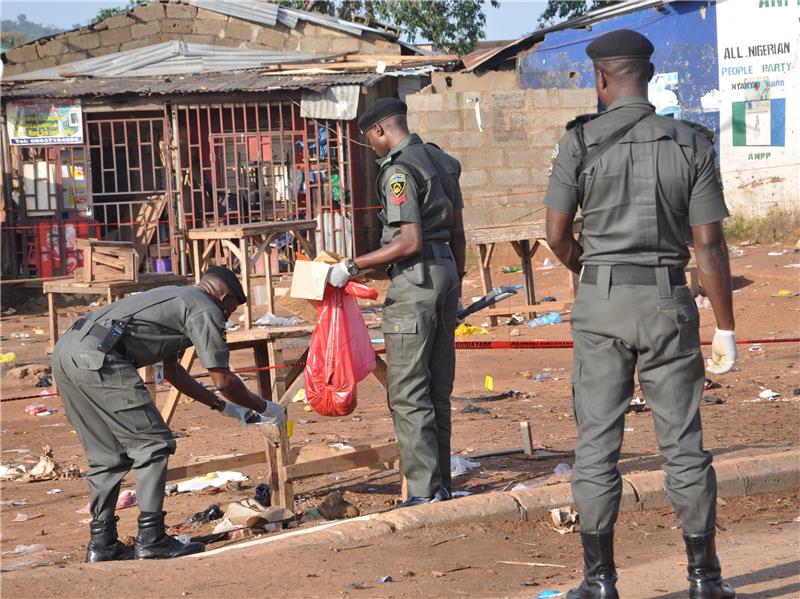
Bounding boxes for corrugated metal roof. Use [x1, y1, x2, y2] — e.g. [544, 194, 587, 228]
[300, 85, 360, 120]
[1, 71, 385, 99]
[189, 0, 405, 41]
[463, 0, 669, 71]
[6, 41, 321, 81]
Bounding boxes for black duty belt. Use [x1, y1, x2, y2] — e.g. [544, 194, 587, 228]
[581, 264, 686, 286]
[420, 242, 453, 261]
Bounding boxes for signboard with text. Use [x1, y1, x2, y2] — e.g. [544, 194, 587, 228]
[6, 100, 84, 145]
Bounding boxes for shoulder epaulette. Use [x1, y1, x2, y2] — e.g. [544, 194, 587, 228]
[566, 112, 600, 131]
[680, 119, 716, 144]
[425, 142, 442, 151]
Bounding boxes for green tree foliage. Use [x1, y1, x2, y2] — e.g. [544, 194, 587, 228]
[0, 14, 63, 48]
[92, 0, 149, 24]
[282, 0, 499, 55]
[537, 0, 617, 28]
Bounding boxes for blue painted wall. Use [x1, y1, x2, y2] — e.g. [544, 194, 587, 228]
[519, 2, 720, 151]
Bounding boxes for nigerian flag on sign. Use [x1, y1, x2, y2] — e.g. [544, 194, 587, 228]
[732, 98, 786, 147]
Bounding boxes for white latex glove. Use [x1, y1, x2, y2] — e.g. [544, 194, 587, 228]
[706, 328, 737, 375]
[220, 401, 252, 425]
[327, 261, 351, 288]
[259, 400, 287, 428]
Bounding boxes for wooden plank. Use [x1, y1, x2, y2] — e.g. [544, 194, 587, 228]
[165, 451, 266, 481]
[283, 442, 400, 481]
[130, 195, 168, 269]
[276, 424, 294, 509]
[187, 220, 316, 240]
[76, 238, 133, 249]
[160, 346, 196, 425]
[47, 292, 58, 352]
[253, 342, 271, 401]
[477, 243, 498, 327]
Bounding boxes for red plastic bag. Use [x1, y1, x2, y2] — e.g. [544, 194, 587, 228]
[304, 280, 377, 416]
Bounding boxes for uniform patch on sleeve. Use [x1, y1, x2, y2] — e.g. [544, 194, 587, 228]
[389, 172, 406, 204]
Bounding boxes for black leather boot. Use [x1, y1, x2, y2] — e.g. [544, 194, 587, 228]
[85, 516, 134, 563]
[566, 530, 619, 599]
[684, 531, 736, 599]
[134, 511, 204, 560]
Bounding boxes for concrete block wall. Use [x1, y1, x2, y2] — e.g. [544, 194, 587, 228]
[406, 73, 595, 227]
[2, 0, 401, 76]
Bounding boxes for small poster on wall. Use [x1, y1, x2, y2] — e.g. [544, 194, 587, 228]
[6, 99, 83, 145]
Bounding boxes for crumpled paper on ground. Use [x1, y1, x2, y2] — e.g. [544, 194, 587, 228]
[18, 446, 81, 483]
[212, 501, 295, 533]
[550, 506, 580, 534]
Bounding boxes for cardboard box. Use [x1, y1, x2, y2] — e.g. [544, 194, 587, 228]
[288, 251, 345, 301]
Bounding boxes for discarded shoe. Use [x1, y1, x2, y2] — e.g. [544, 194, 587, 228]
[134, 511, 204, 559]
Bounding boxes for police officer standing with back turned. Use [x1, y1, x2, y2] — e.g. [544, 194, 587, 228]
[52, 266, 286, 562]
[327, 97, 466, 507]
[544, 30, 737, 598]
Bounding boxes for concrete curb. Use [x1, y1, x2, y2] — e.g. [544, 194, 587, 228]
[192, 449, 799, 560]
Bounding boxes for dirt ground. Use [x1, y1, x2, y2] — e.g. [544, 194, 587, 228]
[1, 244, 798, 575]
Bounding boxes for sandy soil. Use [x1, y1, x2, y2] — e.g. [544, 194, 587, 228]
[1, 244, 798, 571]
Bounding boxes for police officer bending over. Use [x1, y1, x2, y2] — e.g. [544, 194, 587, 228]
[544, 30, 736, 599]
[327, 97, 467, 507]
[52, 266, 285, 561]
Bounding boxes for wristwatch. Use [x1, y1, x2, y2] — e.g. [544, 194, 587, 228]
[345, 258, 360, 276]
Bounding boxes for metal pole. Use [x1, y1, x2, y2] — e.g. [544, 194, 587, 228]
[170, 105, 187, 276]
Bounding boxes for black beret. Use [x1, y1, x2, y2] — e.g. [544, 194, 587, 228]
[204, 265, 246, 304]
[586, 29, 654, 62]
[358, 97, 407, 134]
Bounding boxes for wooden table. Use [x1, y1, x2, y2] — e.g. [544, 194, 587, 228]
[43, 272, 188, 352]
[188, 221, 317, 330]
[466, 220, 582, 326]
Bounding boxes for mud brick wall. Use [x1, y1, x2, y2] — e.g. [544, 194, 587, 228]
[406, 71, 596, 228]
[3, 0, 400, 76]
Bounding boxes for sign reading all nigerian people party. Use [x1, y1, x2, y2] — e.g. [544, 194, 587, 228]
[6, 100, 84, 145]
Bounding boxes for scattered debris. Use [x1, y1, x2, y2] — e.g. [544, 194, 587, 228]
[460, 404, 491, 415]
[455, 323, 488, 336]
[784, 263, 800, 268]
[377, 575, 393, 583]
[550, 506, 580, 534]
[11, 332, 31, 340]
[704, 378, 721, 390]
[702, 395, 724, 405]
[501, 266, 521, 273]
[540, 296, 557, 302]
[538, 258, 556, 270]
[749, 344, 763, 352]
[0, 465, 27, 480]
[185, 504, 223, 525]
[532, 372, 552, 383]
[624, 427, 635, 432]
[431, 533, 468, 547]
[318, 491, 360, 520]
[506, 313, 526, 325]
[695, 295, 712, 309]
[254, 312, 301, 327]
[553, 463, 571, 476]
[498, 561, 565, 568]
[78, 490, 136, 514]
[35, 374, 53, 387]
[213, 501, 295, 533]
[46, 488, 61, 495]
[254, 483, 271, 507]
[626, 396, 649, 413]
[0, 498, 27, 507]
[794, 388, 800, 396]
[767, 251, 786, 256]
[773, 289, 798, 297]
[4, 544, 46, 556]
[292, 388, 307, 403]
[527, 312, 563, 327]
[175, 471, 247, 494]
[13, 513, 44, 522]
[451, 455, 481, 477]
[759, 389, 780, 400]
[535, 591, 566, 599]
[510, 328, 521, 337]
[19, 446, 81, 482]
[24, 404, 56, 417]
[32, 328, 45, 336]
[729, 246, 745, 257]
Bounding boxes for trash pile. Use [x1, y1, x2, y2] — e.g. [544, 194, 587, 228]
[0, 446, 81, 483]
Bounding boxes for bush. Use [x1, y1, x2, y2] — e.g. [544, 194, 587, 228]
[723, 209, 800, 244]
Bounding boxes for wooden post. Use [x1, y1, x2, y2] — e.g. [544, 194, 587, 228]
[263, 236, 275, 319]
[239, 237, 252, 330]
[477, 243, 497, 326]
[267, 343, 286, 402]
[46, 292, 58, 353]
[520, 420, 534, 455]
[252, 342, 271, 401]
[192, 239, 202, 282]
[512, 239, 539, 320]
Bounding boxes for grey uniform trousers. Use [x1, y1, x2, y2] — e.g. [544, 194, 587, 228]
[383, 259, 459, 498]
[52, 330, 175, 520]
[570, 274, 716, 535]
